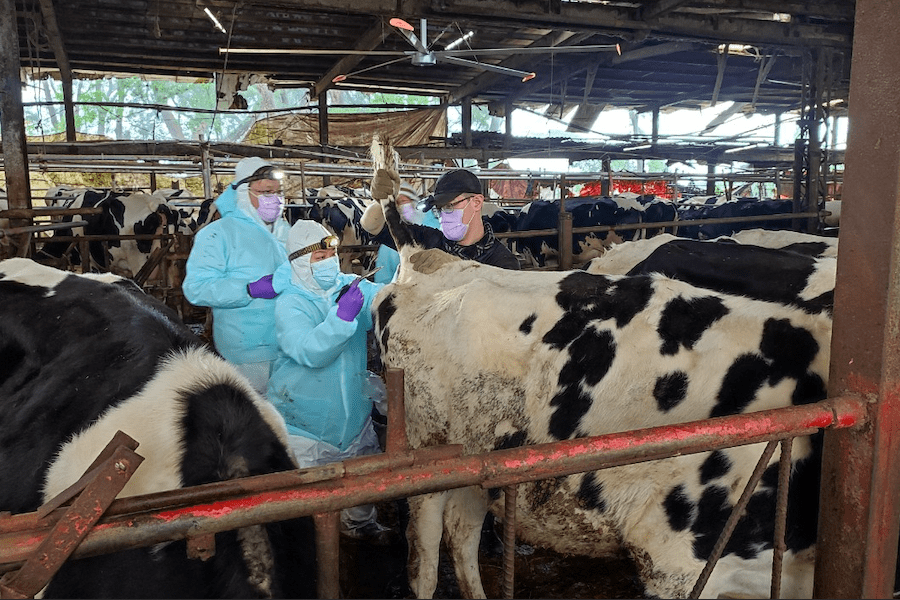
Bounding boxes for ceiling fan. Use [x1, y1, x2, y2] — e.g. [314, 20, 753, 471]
[221, 18, 621, 84]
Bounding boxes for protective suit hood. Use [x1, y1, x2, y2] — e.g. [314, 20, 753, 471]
[217, 157, 280, 229]
[287, 220, 340, 298]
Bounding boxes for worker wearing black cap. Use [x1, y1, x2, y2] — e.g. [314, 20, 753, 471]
[365, 167, 520, 270]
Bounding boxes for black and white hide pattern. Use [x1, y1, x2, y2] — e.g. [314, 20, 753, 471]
[0, 258, 316, 599]
[726, 228, 838, 259]
[307, 187, 391, 273]
[674, 199, 796, 240]
[154, 188, 217, 234]
[513, 194, 676, 268]
[39, 187, 180, 278]
[584, 233, 836, 316]
[372, 196, 833, 598]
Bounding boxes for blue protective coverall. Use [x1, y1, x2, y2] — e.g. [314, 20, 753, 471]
[182, 185, 291, 366]
[267, 262, 384, 449]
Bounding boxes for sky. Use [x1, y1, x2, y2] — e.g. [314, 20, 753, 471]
[497, 102, 847, 179]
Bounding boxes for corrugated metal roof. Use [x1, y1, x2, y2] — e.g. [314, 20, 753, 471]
[16, 0, 854, 117]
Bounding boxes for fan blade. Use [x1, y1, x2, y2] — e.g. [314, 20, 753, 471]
[391, 18, 430, 54]
[330, 55, 417, 83]
[389, 18, 414, 31]
[438, 55, 536, 81]
[438, 43, 622, 56]
[220, 48, 410, 56]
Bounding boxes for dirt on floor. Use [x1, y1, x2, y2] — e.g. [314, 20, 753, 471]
[339, 499, 646, 599]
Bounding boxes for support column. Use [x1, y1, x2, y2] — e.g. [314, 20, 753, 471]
[774, 112, 782, 147]
[815, 0, 900, 596]
[601, 157, 611, 196]
[318, 92, 331, 186]
[462, 96, 472, 150]
[0, 0, 32, 258]
[504, 100, 513, 149]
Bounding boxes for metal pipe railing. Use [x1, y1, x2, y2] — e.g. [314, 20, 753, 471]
[494, 210, 825, 240]
[0, 395, 866, 573]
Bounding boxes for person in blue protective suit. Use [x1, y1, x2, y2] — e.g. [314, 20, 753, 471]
[182, 156, 290, 396]
[267, 219, 393, 544]
[366, 181, 440, 284]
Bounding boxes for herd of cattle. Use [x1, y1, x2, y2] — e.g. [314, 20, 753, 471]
[18, 183, 830, 280]
[0, 178, 868, 599]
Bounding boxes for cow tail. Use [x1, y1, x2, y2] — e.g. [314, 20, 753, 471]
[370, 134, 417, 251]
[226, 455, 275, 598]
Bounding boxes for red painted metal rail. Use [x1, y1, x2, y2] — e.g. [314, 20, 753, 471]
[0, 395, 867, 575]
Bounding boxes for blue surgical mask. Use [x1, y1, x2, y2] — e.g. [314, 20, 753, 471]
[311, 256, 340, 288]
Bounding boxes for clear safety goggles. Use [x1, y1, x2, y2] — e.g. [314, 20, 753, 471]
[439, 195, 475, 214]
[288, 235, 339, 261]
[232, 165, 285, 189]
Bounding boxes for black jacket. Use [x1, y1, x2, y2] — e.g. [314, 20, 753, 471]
[404, 219, 520, 270]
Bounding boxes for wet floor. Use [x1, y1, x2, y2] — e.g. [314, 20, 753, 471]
[339, 500, 646, 599]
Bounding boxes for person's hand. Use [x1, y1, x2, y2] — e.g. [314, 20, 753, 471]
[336, 279, 364, 321]
[247, 274, 277, 299]
[360, 201, 386, 234]
[409, 249, 460, 274]
[371, 168, 400, 200]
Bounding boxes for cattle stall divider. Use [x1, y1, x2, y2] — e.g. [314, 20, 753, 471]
[0, 368, 871, 599]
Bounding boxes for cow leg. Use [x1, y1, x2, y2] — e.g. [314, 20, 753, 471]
[443, 486, 490, 599]
[407, 491, 449, 599]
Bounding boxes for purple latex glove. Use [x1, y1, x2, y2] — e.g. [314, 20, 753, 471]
[336, 280, 364, 322]
[247, 274, 277, 299]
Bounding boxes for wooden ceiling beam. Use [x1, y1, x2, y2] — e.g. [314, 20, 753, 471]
[447, 30, 590, 103]
[37, 0, 76, 141]
[310, 21, 391, 100]
[426, 0, 851, 48]
[641, 0, 691, 21]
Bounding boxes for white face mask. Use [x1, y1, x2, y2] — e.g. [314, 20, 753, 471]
[311, 255, 340, 289]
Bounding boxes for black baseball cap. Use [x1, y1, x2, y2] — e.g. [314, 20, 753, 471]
[421, 169, 483, 211]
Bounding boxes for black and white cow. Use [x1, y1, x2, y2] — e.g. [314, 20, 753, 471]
[512, 194, 677, 268]
[306, 187, 391, 273]
[585, 233, 836, 316]
[371, 192, 835, 598]
[39, 187, 177, 278]
[726, 228, 838, 259]
[675, 198, 796, 240]
[0, 258, 316, 598]
[154, 188, 217, 234]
